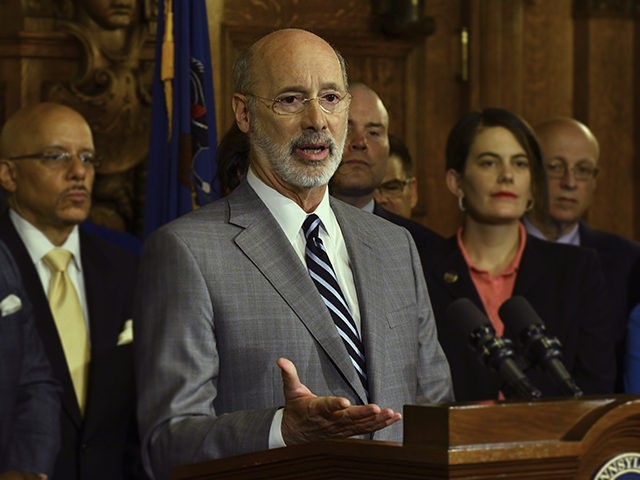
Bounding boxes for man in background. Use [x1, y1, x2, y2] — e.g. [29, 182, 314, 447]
[374, 133, 418, 220]
[524, 117, 640, 392]
[329, 82, 442, 268]
[0, 102, 144, 479]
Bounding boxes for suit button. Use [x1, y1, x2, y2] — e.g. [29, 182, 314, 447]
[81, 442, 89, 450]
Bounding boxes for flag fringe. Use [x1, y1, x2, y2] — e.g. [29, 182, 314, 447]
[161, 0, 174, 140]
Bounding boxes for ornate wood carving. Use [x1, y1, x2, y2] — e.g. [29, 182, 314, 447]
[45, 0, 156, 232]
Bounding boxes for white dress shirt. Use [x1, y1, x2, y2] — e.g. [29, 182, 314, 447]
[522, 216, 581, 246]
[246, 169, 362, 448]
[9, 209, 90, 332]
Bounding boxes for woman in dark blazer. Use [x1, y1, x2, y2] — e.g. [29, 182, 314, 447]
[424, 108, 615, 401]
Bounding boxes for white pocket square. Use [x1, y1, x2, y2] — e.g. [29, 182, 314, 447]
[117, 319, 133, 345]
[1, 294, 22, 317]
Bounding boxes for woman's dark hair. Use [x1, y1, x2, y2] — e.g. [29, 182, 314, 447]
[445, 107, 548, 215]
[215, 123, 250, 196]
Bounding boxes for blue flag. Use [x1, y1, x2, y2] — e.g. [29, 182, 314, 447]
[144, 0, 219, 238]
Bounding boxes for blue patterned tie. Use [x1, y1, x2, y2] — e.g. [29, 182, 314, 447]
[302, 214, 368, 393]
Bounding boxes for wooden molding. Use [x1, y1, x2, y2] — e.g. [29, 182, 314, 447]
[222, 24, 423, 58]
[0, 31, 80, 59]
[573, 0, 640, 18]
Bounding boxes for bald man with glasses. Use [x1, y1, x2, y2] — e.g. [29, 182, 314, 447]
[0, 103, 145, 480]
[135, 30, 453, 480]
[523, 117, 640, 393]
[329, 83, 443, 280]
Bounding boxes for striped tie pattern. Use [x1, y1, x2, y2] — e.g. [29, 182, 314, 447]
[302, 214, 368, 393]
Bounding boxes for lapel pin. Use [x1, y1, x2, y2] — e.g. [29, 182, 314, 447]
[444, 271, 459, 284]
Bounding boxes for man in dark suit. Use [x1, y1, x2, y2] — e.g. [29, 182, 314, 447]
[523, 117, 640, 392]
[0, 102, 144, 479]
[329, 82, 443, 265]
[0, 241, 60, 479]
[135, 29, 453, 480]
[374, 133, 420, 220]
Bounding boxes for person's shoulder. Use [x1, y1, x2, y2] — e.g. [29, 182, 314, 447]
[80, 225, 139, 267]
[332, 198, 406, 234]
[373, 204, 443, 244]
[80, 220, 142, 256]
[579, 222, 640, 256]
[527, 233, 599, 263]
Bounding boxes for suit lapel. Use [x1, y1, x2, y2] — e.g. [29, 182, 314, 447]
[332, 200, 384, 404]
[80, 232, 124, 429]
[431, 237, 484, 308]
[81, 233, 121, 355]
[229, 185, 367, 403]
[513, 237, 546, 296]
[0, 214, 83, 426]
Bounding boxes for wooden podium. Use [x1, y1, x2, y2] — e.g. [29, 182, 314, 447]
[171, 395, 640, 479]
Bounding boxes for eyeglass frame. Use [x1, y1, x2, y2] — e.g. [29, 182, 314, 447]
[7, 149, 101, 169]
[245, 91, 352, 116]
[544, 159, 599, 181]
[376, 178, 414, 197]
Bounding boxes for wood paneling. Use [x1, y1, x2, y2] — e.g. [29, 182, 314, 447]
[521, 0, 574, 123]
[574, 14, 637, 237]
[635, 5, 640, 241]
[1, 0, 638, 240]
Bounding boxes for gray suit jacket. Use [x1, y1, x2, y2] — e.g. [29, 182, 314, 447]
[134, 182, 453, 479]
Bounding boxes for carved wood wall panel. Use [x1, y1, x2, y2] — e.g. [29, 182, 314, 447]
[0, 0, 155, 235]
[520, 0, 574, 123]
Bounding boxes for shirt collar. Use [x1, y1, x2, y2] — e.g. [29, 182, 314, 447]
[522, 216, 581, 246]
[246, 168, 337, 241]
[361, 198, 375, 213]
[457, 222, 528, 276]
[9, 209, 82, 270]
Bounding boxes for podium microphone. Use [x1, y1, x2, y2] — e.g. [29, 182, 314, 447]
[446, 298, 542, 400]
[499, 296, 583, 398]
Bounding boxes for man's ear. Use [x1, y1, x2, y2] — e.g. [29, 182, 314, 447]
[232, 94, 251, 133]
[409, 178, 418, 210]
[0, 160, 17, 193]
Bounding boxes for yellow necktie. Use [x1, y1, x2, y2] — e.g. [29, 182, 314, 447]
[43, 249, 90, 414]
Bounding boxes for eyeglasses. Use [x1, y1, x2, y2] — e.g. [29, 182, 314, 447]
[376, 178, 413, 197]
[247, 92, 351, 115]
[8, 148, 101, 169]
[545, 159, 598, 181]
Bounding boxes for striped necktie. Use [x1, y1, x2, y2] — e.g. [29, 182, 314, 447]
[302, 214, 368, 394]
[43, 249, 90, 414]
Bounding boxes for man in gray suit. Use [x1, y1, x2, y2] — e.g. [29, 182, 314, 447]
[135, 28, 453, 480]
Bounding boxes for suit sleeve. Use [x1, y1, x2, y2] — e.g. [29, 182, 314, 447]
[134, 228, 276, 480]
[401, 229, 454, 404]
